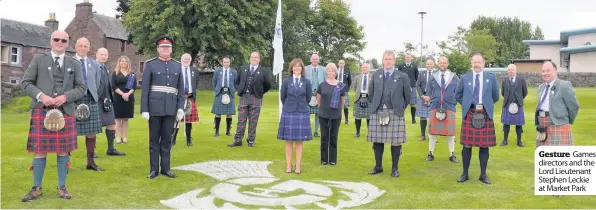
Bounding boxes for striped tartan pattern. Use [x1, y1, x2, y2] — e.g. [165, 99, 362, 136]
[352, 99, 370, 119]
[409, 87, 417, 105]
[185, 96, 199, 123]
[211, 93, 236, 115]
[277, 112, 312, 141]
[460, 109, 496, 147]
[27, 108, 78, 153]
[501, 106, 526, 125]
[75, 94, 102, 136]
[234, 95, 263, 142]
[415, 98, 431, 118]
[536, 115, 572, 147]
[309, 105, 319, 115]
[343, 95, 351, 108]
[367, 109, 407, 144]
[428, 109, 457, 136]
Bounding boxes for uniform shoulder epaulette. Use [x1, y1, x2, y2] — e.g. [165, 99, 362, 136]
[145, 57, 157, 63]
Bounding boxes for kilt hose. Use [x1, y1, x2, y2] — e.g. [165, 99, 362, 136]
[536, 115, 573, 147]
[368, 109, 407, 144]
[27, 108, 78, 153]
[415, 99, 431, 118]
[75, 94, 102, 136]
[211, 94, 236, 115]
[99, 100, 116, 126]
[501, 106, 525, 125]
[234, 94, 263, 143]
[409, 88, 417, 105]
[277, 111, 312, 141]
[460, 109, 496, 147]
[185, 96, 199, 123]
[353, 100, 371, 119]
[309, 105, 319, 115]
[343, 96, 351, 108]
[428, 109, 457, 136]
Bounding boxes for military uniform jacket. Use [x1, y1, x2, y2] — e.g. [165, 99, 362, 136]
[21, 52, 87, 116]
[368, 69, 411, 116]
[140, 58, 185, 116]
[501, 76, 528, 107]
[212, 67, 238, 98]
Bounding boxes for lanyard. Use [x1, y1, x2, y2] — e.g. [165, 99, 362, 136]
[439, 76, 452, 109]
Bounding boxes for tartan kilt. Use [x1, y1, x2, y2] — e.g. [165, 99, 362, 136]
[99, 100, 116, 126]
[501, 106, 525, 125]
[277, 111, 312, 141]
[353, 99, 370, 119]
[185, 97, 199, 123]
[428, 109, 457, 136]
[27, 108, 78, 153]
[211, 94, 236, 115]
[367, 109, 407, 144]
[75, 94, 102, 136]
[536, 115, 572, 147]
[343, 96, 351, 108]
[415, 99, 431, 118]
[309, 105, 319, 115]
[409, 88, 417, 105]
[460, 109, 496, 147]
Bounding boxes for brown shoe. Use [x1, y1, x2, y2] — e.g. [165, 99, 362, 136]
[418, 136, 426, 141]
[57, 185, 72, 199]
[22, 186, 42, 202]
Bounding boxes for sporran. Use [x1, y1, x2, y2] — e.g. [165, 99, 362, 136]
[471, 111, 486, 128]
[184, 99, 192, 116]
[75, 104, 90, 121]
[221, 87, 231, 104]
[435, 108, 447, 121]
[309, 92, 317, 107]
[379, 107, 390, 125]
[508, 103, 519, 114]
[102, 98, 113, 112]
[44, 109, 65, 131]
[536, 125, 548, 142]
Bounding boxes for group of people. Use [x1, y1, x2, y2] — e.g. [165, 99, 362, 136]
[19, 29, 580, 203]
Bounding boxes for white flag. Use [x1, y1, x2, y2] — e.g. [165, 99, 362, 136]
[272, 0, 284, 76]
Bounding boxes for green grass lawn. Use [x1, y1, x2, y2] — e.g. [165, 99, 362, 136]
[2, 88, 596, 209]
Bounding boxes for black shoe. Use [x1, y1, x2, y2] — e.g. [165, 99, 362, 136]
[425, 153, 434, 161]
[479, 175, 491, 184]
[517, 140, 525, 147]
[345, 121, 350, 125]
[86, 164, 105, 171]
[321, 162, 328, 165]
[314, 132, 320, 137]
[449, 155, 458, 163]
[214, 132, 220, 137]
[148, 171, 159, 179]
[368, 167, 383, 175]
[412, 119, 417, 124]
[226, 132, 231, 136]
[172, 139, 176, 146]
[248, 141, 255, 147]
[228, 141, 242, 147]
[161, 171, 177, 178]
[354, 133, 360, 138]
[187, 138, 193, 147]
[93, 153, 99, 158]
[500, 140, 508, 146]
[330, 162, 336, 165]
[391, 168, 400, 177]
[106, 149, 126, 156]
[457, 174, 469, 183]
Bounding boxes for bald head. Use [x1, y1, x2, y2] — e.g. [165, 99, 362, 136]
[96, 48, 109, 64]
[50, 30, 69, 54]
[75, 37, 90, 57]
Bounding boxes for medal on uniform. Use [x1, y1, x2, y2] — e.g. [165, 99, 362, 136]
[508, 102, 519, 114]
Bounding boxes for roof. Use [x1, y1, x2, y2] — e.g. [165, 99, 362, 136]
[510, 59, 552, 62]
[0, 18, 74, 51]
[92, 14, 129, 40]
[560, 45, 596, 54]
[561, 27, 596, 44]
[522, 40, 561, 46]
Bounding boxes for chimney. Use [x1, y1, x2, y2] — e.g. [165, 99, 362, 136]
[75, 0, 93, 36]
[44, 13, 59, 31]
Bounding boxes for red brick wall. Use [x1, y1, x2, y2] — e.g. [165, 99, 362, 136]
[102, 38, 146, 83]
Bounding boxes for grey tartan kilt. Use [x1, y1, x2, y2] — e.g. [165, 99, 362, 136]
[211, 94, 236, 115]
[353, 99, 370, 119]
[367, 109, 407, 144]
[99, 100, 116, 126]
[309, 105, 319, 115]
[343, 96, 351, 108]
[415, 98, 431, 118]
[75, 94, 103, 136]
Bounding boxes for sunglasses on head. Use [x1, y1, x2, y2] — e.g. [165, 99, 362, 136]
[52, 38, 68, 43]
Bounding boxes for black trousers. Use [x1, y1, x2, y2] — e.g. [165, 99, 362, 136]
[319, 117, 341, 163]
[149, 115, 175, 172]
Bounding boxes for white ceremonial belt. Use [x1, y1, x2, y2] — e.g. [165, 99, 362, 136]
[151, 86, 178, 94]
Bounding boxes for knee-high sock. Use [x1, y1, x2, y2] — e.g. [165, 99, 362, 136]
[355, 119, 362, 133]
[479, 147, 489, 177]
[344, 108, 349, 121]
[503, 124, 510, 141]
[515, 125, 523, 141]
[420, 118, 427, 136]
[373, 143, 384, 169]
[57, 155, 69, 186]
[106, 129, 115, 151]
[314, 115, 320, 133]
[366, 119, 370, 127]
[214, 117, 221, 133]
[461, 147, 472, 175]
[85, 136, 96, 165]
[226, 117, 233, 133]
[447, 136, 456, 154]
[429, 135, 437, 154]
[391, 145, 402, 170]
[32, 158, 46, 187]
[411, 107, 416, 121]
[185, 123, 192, 141]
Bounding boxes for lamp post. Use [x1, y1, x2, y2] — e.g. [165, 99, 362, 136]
[418, 11, 427, 59]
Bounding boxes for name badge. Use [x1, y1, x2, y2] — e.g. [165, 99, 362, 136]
[475, 104, 484, 110]
[223, 87, 229, 92]
[360, 93, 368, 98]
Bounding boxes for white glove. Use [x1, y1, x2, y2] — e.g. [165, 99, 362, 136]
[176, 109, 184, 121]
[142, 112, 150, 120]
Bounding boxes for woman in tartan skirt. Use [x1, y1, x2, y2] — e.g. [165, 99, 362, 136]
[278, 58, 313, 174]
[317, 63, 346, 166]
[352, 63, 372, 137]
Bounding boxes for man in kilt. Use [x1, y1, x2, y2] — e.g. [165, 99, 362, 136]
[228, 52, 272, 147]
[171, 53, 200, 146]
[305, 54, 326, 137]
[397, 54, 419, 124]
[424, 57, 458, 163]
[415, 58, 436, 141]
[21, 30, 86, 201]
[367, 50, 411, 178]
[141, 36, 186, 179]
[535, 61, 579, 147]
[455, 53, 499, 184]
[96, 48, 125, 156]
[211, 57, 237, 136]
[500, 64, 528, 147]
[337, 59, 352, 125]
[352, 63, 372, 137]
[73, 37, 105, 171]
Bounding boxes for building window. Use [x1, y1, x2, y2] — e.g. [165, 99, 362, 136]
[8, 76, 20, 84]
[120, 40, 126, 52]
[139, 61, 145, 73]
[11, 46, 21, 64]
[0, 45, 8, 63]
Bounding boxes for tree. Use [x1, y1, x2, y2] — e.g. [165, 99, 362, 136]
[115, 0, 130, 19]
[533, 26, 545, 40]
[465, 29, 498, 64]
[369, 58, 379, 69]
[444, 50, 471, 76]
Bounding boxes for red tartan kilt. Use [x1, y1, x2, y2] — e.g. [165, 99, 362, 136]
[459, 109, 496, 147]
[185, 97, 199, 123]
[428, 109, 457, 136]
[27, 108, 78, 153]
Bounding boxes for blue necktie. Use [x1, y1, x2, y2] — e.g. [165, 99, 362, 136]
[363, 75, 368, 91]
[473, 73, 480, 105]
[224, 69, 228, 87]
[80, 58, 87, 84]
[441, 74, 445, 88]
[295, 78, 299, 88]
[537, 84, 551, 110]
[385, 72, 390, 80]
[250, 66, 255, 73]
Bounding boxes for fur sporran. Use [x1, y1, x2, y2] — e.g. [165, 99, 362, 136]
[378, 109, 390, 125]
[508, 103, 519, 114]
[471, 112, 486, 128]
[536, 125, 548, 142]
[309, 94, 317, 107]
[184, 99, 192, 116]
[221, 87, 231, 104]
[75, 104, 90, 121]
[435, 108, 447, 121]
[102, 98, 113, 112]
[44, 109, 65, 131]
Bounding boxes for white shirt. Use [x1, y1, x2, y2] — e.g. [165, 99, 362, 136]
[511, 76, 516, 84]
[361, 73, 369, 93]
[472, 71, 484, 104]
[539, 79, 556, 111]
[222, 68, 230, 87]
[183, 65, 193, 94]
[425, 70, 432, 91]
[338, 68, 344, 82]
[51, 51, 65, 68]
[75, 55, 87, 68]
[292, 75, 301, 86]
[250, 65, 259, 72]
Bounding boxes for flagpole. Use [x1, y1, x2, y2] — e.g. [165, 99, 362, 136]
[272, 0, 284, 120]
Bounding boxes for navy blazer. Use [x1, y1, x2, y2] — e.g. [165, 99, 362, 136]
[212, 67, 237, 98]
[280, 77, 312, 113]
[425, 70, 459, 112]
[455, 71, 500, 119]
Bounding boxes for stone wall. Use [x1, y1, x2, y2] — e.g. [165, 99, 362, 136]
[493, 72, 596, 87]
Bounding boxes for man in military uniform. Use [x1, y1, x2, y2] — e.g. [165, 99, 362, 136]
[305, 54, 325, 137]
[21, 30, 86, 201]
[141, 36, 185, 179]
[73, 37, 104, 171]
[228, 51, 272, 147]
[397, 54, 419, 124]
[96, 48, 125, 156]
[171, 53, 199, 146]
[500, 64, 528, 147]
[337, 59, 352, 124]
[211, 57, 237, 136]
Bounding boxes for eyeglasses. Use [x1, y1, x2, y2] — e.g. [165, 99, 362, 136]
[52, 38, 68, 43]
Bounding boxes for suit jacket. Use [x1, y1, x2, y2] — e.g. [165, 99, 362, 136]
[416, 69, 435, 98]
[21, 52, 87, 116]
[536, 78, 580, 125]
[280, 77, 312, 113]
[97, 62, 113, 103]
[337, 68, 352, 91]
[456, 71, 500, 119]
[75, 56, 102, 102]
[501, 76, 528, 107]
[353, 73, 372, 102]
[368, 69, 411, 116]
[397, 62, 419, 87]
[236, 65, 271, 98]
[426, 70, 459, 112]
[181, 66, 200, 100]
[212, 67, 238, 98]
[304, 65, 325, 93]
